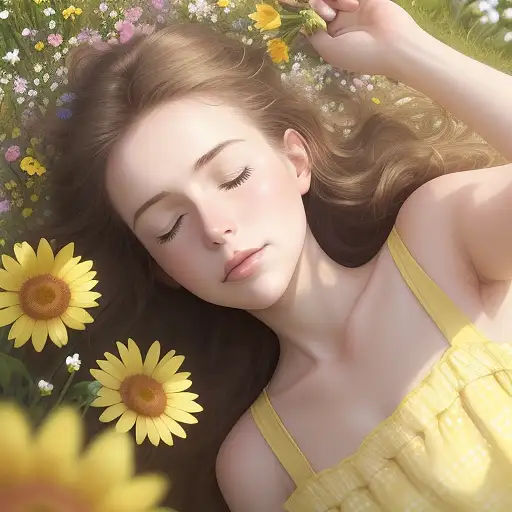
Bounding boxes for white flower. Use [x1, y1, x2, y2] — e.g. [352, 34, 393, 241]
[109, 10, 118, 17]
[50, 82, 58, 91]
[68, 36, 78, 45]
[56, 66, 67, 76]
[0, 10, 9, 19]
[53, 52, 62, 61]
[43, 72, 49, 82]
[2, 49, 20, 65]
[66, 353, 81, 373]
[34, 63, 43, 72]
[487, 8, 500, 23]
[43, 97, 49, 106]
[17, 96, 25, 104]
[28, 89, 37, 97]
[505, 32, 512, 42]
[38, 379, 54, 396]
[43, 7, 55, 16]
[49, 20, 56, 29]
[33, 78, 40, 86]
[504, 8, 512, 19]
[28, 101, 35, 108]
[62, 48, 68, 55]
[21, 28, 30, 36]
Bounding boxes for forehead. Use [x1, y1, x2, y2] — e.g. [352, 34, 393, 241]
[106, 97, 263, 219]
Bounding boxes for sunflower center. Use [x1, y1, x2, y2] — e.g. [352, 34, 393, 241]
[119, 374, 167, 417]
[0, 481, 90, 512]
[19, 274, 71, 320]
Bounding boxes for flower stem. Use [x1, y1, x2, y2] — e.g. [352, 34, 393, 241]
[51, 372, 75, 411]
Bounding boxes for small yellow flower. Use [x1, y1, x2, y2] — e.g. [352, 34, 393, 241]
[249, 4, 282, 31]
[26, 180, 34, 189]
[0, 239, 5, 247]
[30, 194, 39, 202]
[20, 157, 45, 177]
[9, 180, 16, 188]
[11, 128, 21, 138]
[15, 199, 23, 208]
[267, 38, 289, 64]
[63, 5, 82, 20]
[22, 208, 33, 218]
[372, 97, 381, 105]
[4, 183, 11, 191]
[217, 0, 228, 6]
[34, 41, 45, 51]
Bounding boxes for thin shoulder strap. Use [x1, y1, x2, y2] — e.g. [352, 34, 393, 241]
[251, 390, 315, 487]
[387, 227, 488, 346]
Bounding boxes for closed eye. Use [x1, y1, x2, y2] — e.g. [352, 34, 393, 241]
[157, 214, 185, 245]
[219, 166, 253, 191]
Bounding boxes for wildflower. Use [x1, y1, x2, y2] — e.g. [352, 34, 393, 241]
[43, 7, 56, 16]
[11, 127, 21, 138]
[77, 28, 101, 44]
[267, 38, 289, 64]
[0, 404, 169, 511]
[60, 92, 76, 103]
[372, 97, 381, 105]
[115, 20, 135, 43]
[66, 352, 81, 372]
[30, 194, 38, 202]
[20, 156, 45, 176]
[0, 238, 101, 351]
[152, 0, 165, 9]
[99, 2, 109, 12]
[249, 4, 281, 31]
[0, 10, 9, 19]
[48, 20, 56, 29]
[34, 41, 45, 51]
[34, 63, 43, 72]
[38, 379, 54, 396]
[124, 6, 143, 22]
[53, 52, 62, 61]
[217, 0, 228, 6]
[0, 200, 10, 213]
[62, 5, 83, 21]
[4, 145, 21, 162]
[21, 28, 31, 36]
[91, 339, 202, 446]
[57, 108, 73, 119]
[505, 32, 512, 43]
[2, 49, 20, 65]
[21, 208, 33, 218]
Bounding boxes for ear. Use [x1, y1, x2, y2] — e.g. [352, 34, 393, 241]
[283, 128, 311, 195]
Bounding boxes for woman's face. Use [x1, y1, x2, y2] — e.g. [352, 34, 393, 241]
[106, 97, 311, 310]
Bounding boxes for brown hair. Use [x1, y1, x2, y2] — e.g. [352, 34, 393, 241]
[41, 22, 498, 511]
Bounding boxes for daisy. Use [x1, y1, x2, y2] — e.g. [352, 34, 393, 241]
[0, 238, 100, 351]
[91, 339, 203, 446]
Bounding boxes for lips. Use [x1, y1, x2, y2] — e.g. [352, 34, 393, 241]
[224, 247, 264, 281]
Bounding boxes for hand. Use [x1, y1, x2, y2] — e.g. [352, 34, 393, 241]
[307, 0, 423, 76]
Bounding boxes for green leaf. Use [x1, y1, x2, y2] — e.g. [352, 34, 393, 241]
[0, 351, 36, 406]
[65, 380, 101, 407]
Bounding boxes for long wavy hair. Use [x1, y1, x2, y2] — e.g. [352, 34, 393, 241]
[41, 22, 499, 511]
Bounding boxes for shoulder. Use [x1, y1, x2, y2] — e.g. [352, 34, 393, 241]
[216, 407, 293, 512]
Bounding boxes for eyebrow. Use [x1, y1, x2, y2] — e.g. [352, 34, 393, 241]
[132, 138, 244, 228]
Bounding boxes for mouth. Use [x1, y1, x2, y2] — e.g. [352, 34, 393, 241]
[223, 246, 266, 283]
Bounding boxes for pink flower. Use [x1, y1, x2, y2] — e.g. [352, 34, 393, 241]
[0, 200, 10, 213]
[4, 145, 21, 163]
[21, 28, 31, 37]
[124, 6, 143, 23]
[47, 33, 63, 47]
[152, 0, 165, 9]
[116, 21, 135, 43]
[13, 77, 28, 94]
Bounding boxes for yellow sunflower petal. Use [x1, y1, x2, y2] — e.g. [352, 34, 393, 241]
[72, 290, 101, 303]
[61, 310, 86, 330]
[135, 415, 147, 445]
[35, 407, 82, 483]
[1, 254, 23, 278]
[70, 279, 98, 292]
[116, 341, 136, 374]
[104, 352, 128, 377]
[99, 403, 127, 423]
[56, 256, 81, 279]
[165, 406, 198, 425]
[32, 319, 48, 352]
[0, 291, 20, 308]
[90, 369, 121, 390]
[61, 259, 93, 283]
[116, 410, 138, 433]
[126, 338, 143, 371]
[8, 314, 29, 340]
[97, 359, 126, 381]
[155, 349, 175, 368]
[0, 304, 23, 328]
[167, 395, 203, 413]
[152, 416, 174, 446]
[146, 417, 160, 446]
[78, 430, 134, 503]
[0, 403, 32, 479]
[152, 355, 185, 383]
[36, 238, 55, 274]
[14, 242, 37, 274]
[165, 371, 191, 384]
[0, 268, 22, 291]
[65, 306, 94, 324]
[144, 341, 161, 376]
[92, 388, 122, 407]
[164, 379, 192, 393]
[47, 316, 68, 347]
[13, 316, 35, 348]
[98, 474, 168, 512]
[52, 243, 75, 276]
[69, 271, 97, 288]
[160, 414, 187, 439]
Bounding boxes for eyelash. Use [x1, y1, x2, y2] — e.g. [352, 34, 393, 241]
[156, 166, 253, 244]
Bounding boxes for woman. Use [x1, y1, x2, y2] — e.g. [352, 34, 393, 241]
[44, 0, 512, 510]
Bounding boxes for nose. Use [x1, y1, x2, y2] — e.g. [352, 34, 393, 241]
[199, 205, 237, 248]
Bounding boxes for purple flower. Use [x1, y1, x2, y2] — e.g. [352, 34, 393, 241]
[4, 145, 21, 162]
[99, 2, 108, 12]
[57, 108, 73, 120]
[152, 0, 165, 9]
[116, 20, 135, 43]
[124, 6, 143, 22]
[0, 200, 10, 214]
[59, 92, 76, 103]
[13, 77, 28, 94]
[77, 28, 101, 44]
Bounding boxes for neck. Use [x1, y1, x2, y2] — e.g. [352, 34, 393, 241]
[251, 229, 376, 360]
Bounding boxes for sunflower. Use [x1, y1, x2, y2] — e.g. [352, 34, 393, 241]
[0, 238, 100, 351]
[0, 403, 169, 512]
[91, 339, 203, 446]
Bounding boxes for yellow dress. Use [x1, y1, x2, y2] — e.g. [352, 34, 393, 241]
[251, 227, 512, 512]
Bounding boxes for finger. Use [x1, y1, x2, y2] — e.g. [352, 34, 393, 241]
[309, 0, 337, 21]
[328, 0, 359, 12]
[307, 28, 340, 65]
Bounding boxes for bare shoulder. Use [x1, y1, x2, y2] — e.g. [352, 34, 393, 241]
[216, 408, 293, 512]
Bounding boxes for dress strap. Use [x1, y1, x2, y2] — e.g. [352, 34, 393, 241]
[251, 389, 315, 488]
[387, 226, 488, 346]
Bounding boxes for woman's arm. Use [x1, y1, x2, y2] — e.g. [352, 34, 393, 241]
[391, 30, 512, 162]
